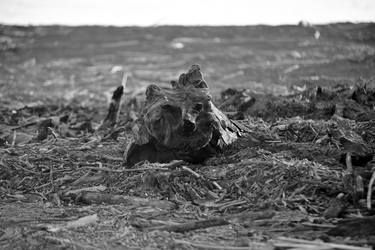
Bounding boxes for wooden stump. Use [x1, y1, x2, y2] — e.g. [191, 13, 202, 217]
[125, 65, 245, 166]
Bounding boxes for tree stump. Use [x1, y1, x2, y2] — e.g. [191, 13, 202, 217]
[125, 65, 245, 166]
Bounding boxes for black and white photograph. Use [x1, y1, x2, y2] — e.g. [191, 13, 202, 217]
[1, 0, 375, 249]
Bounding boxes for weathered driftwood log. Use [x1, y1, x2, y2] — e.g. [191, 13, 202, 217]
[125, 65, 246, 166]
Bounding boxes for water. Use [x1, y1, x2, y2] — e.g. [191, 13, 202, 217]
[1, 0, 374, 26]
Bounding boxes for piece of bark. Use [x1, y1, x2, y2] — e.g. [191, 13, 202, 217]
[125, 65, 246, 166]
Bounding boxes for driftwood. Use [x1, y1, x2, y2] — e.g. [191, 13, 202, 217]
[125, 65, 246, 166]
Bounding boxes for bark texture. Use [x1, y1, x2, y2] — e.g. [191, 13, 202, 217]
[125, 65, 245, 166]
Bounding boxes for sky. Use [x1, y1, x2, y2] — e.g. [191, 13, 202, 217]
[0, 0, 374, 26]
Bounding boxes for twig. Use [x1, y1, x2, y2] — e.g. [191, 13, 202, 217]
[81, 166, 168, 172]
[218, 199, 248, 212]
[301, 222, 335, 228]
[345, 152, 353, 172]
[71, 171, 91, 186]
[265, 140, 282, 143]
[48, 127, 59, 139]
[11, 130, 16, 147]
[212, 181, 223, 190]
[34, 182, 52, 190]
[48, 165, 54, 193]
[101, 155, 124, 162]
[11, 121, 38, 130]
[14, 160, 39, 175]
[132, 160, 185, 170]
[64, 185, 107, 195]
[121, 72, 128, 89]
[81, 166, 122, 173]
[122, 167, 169, 172]
[160, 160, 185, 169]
[367, 170, 375, 210]
[75, 193, 176, 209]
[45, 214, 98, 232]
[181, 165, 223, 190]
[181, 166, 200, 178]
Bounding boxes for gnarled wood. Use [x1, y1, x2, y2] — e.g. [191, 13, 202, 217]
[125, 65, 246, 166]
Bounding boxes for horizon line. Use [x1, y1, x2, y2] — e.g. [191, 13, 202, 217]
[1, 20, 374, 28]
